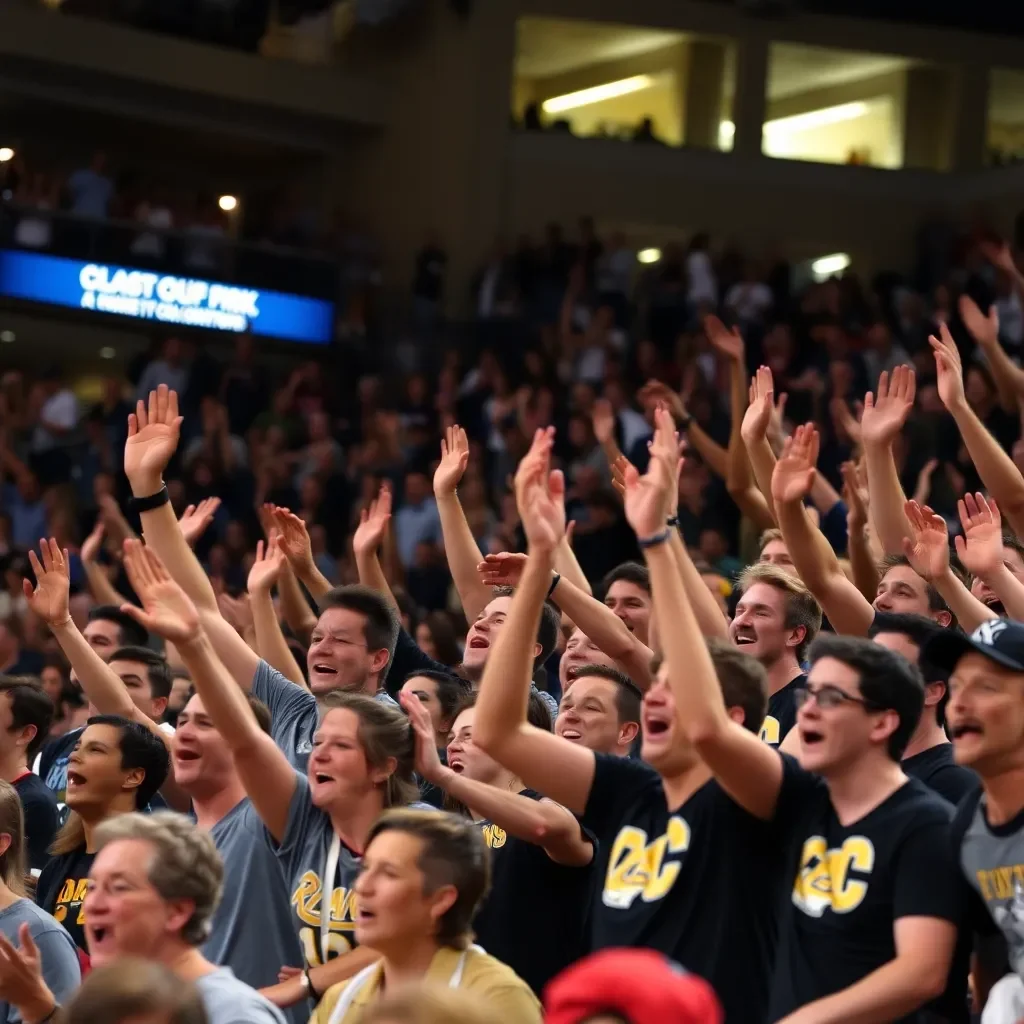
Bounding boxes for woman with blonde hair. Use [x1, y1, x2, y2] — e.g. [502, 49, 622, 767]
[0, 780, 80, 1020]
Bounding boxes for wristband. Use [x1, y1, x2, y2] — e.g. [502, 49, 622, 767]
[547, 572, 561, 598]
[38, 1008, 60, 1024]
[666, 515, 679, 528]
[638, 529, 671, 550]
[303, 967, 320, 1000]
[130, 485, 170, 512]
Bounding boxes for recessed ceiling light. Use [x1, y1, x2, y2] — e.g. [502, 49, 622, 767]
[218, 195, 238, 212]
[99, 346, 116, 359]
[0, 330, 14, 343]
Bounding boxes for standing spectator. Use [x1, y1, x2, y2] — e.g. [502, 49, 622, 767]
[30, 369, 80, 487]
[412, 233, 448, 328]
[130, 189, 175, 262]
[66, 151, 114, 220]
[219, 336, 267, 437]
[0, 621, 43, 678]
[686, 232, 717, 311]
[394, 470, 442, 569]
[595, 231, 634, 326]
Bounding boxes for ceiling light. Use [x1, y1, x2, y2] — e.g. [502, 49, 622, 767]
[99, 346, 116, 359]
[811, 253, 851, 280]
[218, 195, 238, 212]
[638, 248, 662, 264]
[542, 75, 655, 114]
[0, 149, 13, 163]
[0, 330, 14, 343]
[764, 102, 869, 138]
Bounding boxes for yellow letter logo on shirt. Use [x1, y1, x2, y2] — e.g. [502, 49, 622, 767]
[602, 816, 691, 910]
[759, 716, 781, 745]
[792, 835, 875, 917]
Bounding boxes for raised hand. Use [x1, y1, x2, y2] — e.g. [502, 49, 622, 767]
[179, 496, 221, 547]
[22, 539, 71, 627]
[829, 397, 862, 448]
[352, 483, 392, 558]
[433, 424, 470, 497]
[591, 398, 616, 446]
[0, 923, 55, 1022]
[930, 324, 966, 413]
[771, 424, 819, 506]
[519, 454, 566, 555]
[980, 239, 1017, 274]
[513, 426, 555, 515]
[648, 405, 682, 517]
[742, 366, 782, 445]
[860, 366, 916, 447]
[218, 591, 254, 636]
[959, 295, 999, 349]
[80, 520, 106, 564]
[477, 551, 528, 588]
[269, 507, 314, 570]
[901, 501, 950, 581]
[623, 448, 673, 541]
[120, 539, 200, 644]
[248, 534, 287, 594]
[705, 314, 744, 363]
[124, 384, 183, 493]
[841, 460, 868, 530]
[610, 453, 633, 498]
[399, 691, 445, 784]
[954, 493, 1005, 581]
[912, 458, 939, 507]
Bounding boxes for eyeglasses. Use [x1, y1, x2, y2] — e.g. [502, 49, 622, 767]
[795, 684, 882, 712]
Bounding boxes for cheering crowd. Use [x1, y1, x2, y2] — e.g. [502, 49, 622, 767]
[5, 244, 1024, 1021]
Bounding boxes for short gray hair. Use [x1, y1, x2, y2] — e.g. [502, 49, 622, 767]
[94, 811, 223, 946]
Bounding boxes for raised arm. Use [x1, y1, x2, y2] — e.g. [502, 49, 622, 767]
[403, 692, 592, 867]
[842, 461, 881, 602]
[860, 366, 917, 554]
[960, 295, 1022, 414]
[433, 425, 492, 622]
[901, 500, 995, 632]
[23, 540, 189, 811]
[248, 535, 307, 689]
[773, 426, 876, 637]
[79, 521, 130, 608]
[932, 324, 1024, 538]
[120, 541, 297, 843]
[271, 506, 333, 604]
[955, 493, 1024, 622]
[473, 435, 597, 815]
[741, 366, 783, 521]
[626, 409, 783, 820]
[351, 485, 400, 611]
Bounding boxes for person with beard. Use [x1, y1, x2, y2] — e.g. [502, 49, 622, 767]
[471, 418, 785, 1024]
[403, 691, 593, 997]
[729, 563, 821, 746]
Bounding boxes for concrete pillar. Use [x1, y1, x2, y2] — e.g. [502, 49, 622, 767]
[950, 64, 989, 171]
[684, 39, 728, 149]
[731, 36, 768, 158]
[902, 65, 955, 171]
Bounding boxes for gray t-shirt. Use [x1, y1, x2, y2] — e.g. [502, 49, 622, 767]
[274, 772, 363, 968]
[0, 900, 79, 1023]
[202, 798, 308, 1024]
[195, 966, 286, 1024]
[251, 661, 318, 773]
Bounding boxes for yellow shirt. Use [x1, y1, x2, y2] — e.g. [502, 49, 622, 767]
[309, 945, 541, 1024]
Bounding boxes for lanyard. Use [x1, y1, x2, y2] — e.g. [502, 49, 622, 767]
[319, 831, 342, 965]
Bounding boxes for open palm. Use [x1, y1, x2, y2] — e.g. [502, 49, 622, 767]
[121, 540, 200, 643]
[124, 385, 183, 486]
[705, 315, 744, 363]
[478, 552, 528, 587]
[860, 366, 916, 447]
[623, 455, 671, 539]
[248, 536, 286, 594]
[270, 508, 313, 567]
[955, 493, 1004, 580]
[771, 426, 818, 505]
[901, 501, 950, 581]
[179, 497, 221, 546]
[930, 325, 966, 411]
[23, 540, 70, 626]
[353, 485, 392, 557]
[434, 425, 470, 496]
[742, 366, 775, 444]
[520, 468, 566, 552]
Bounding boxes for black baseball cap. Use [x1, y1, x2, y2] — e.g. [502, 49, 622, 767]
[923, 619, 1024, 675]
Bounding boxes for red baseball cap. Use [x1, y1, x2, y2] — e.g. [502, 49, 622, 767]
[544, 949, 723, 1024]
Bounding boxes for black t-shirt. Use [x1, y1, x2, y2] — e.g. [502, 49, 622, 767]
[903, 743, 980, 807]
[581, 754, 784, 1023]
[36, 846, 95, 957]
[14, 773, 58, 871]
[472, 789, 593, 996]
[761, 674, 807, 746]
[768, 758, 964, 1023]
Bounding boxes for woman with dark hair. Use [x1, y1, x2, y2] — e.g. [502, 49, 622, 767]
[34, 715, 170, 961]
[0, 780, 80, 1019]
